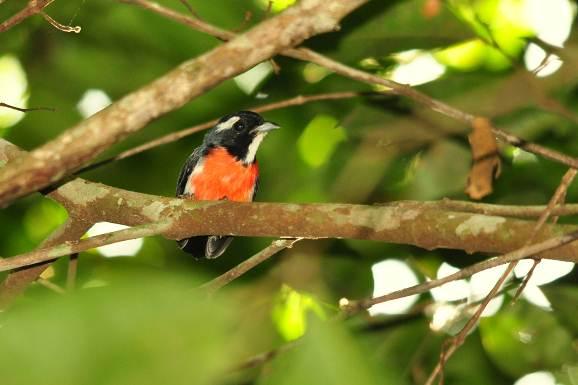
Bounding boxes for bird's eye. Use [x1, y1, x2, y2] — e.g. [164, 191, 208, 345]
[233, 122, 245, 131]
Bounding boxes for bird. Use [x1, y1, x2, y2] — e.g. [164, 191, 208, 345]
[176, 111, 280, 259]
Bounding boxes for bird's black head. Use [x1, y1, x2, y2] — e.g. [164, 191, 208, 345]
[203, 111, 279, 164]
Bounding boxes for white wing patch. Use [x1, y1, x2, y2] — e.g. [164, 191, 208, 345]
[183, 160, 204, 195]
[215, 116, 240, 132]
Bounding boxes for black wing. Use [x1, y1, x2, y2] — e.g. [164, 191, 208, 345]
[176, 146, 204, 197]
[252, 175, 259, 201]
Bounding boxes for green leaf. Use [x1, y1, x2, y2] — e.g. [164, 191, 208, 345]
[401, 140, 470, 200]
[255, 0, 296, 13]
[479, 300, 577, 378]
[297, 114, 346, 168]
[0, 272, 242, 385]
[272, 285, 326, 341]
[0, 54, 28, 135]
[318, 2, 470, 63]
[23, 199, 68, 243]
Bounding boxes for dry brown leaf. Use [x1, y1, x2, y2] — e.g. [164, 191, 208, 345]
[465, 117, 501, 200]
[422, 0, 442, 19]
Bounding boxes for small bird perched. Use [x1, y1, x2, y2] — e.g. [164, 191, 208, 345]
[176, 111, 280, 259]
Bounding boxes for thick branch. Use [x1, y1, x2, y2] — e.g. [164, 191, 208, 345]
[5, 177, 578, 264]
[0, 0, 367, 207]
[2, 139, 578, 306]
[125, 0, 578, 171]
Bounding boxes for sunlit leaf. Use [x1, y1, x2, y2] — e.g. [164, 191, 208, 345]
[234, 62, 273, 95]
[435, 39, 488, 71]
[0, 54, 28, 135]
[369, 259, 420, 316]
[272, 285, 326, 341]
[23, 199, 68, 243]
[297, 114, 346, 168]
[255, 0, 296, 13]
[86, 222, 144, 258]
[386, 49, 446, 86]
[302, 63, 331, 83]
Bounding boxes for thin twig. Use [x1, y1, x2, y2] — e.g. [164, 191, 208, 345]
[511, 258, 540, 303]
[0, 0, 366, 207]
[0, 222, 169, 272]
[40, 11, 81, 33]
[123, 0, 578, 172]
[470, 7, 578, 125]
[427, 199, 578, 218]
[232, 10, 253, 32]
[232, 341, 298, 372]
[0, 102, 55, 113]
[425, 168, 577, 385]
[0, 217, 91, 310]
[512, 168, 577, 301]
[77, 91, 362, 174]
[177, 0, 199, 18]
[342, 228, 578, 314]
[201, 238, 301, 295]
[36, 278, 66, 294]
[0, 0, 53, 33]
[119, 0, 230, 41]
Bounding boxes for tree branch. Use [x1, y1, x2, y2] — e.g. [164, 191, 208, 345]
[0, 102, 55, 113]
[0, 0, 368, 207]
[78, 91, 363, 174]
[342, 228, 578, 313]
[123, 0, 578, 172]
[201, 238, 301, 295]
[0, 217, 91, 309]
[0, 222, 169, 272]
[425, 166, 577, 385]
[2, 138, 578, 306]
[0, 0, 53, 33]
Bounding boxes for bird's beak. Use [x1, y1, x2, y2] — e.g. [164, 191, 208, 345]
[255, 121, 280, 133]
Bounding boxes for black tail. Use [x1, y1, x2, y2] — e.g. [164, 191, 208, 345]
[177, 236, 233, 259]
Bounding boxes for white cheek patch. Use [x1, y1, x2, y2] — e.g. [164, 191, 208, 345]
[243, 132, 265, 164]
[184, 161, 204, 195]
[215, 116, 240, 132]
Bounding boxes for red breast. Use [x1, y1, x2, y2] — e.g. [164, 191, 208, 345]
[189, 147, 258, 202]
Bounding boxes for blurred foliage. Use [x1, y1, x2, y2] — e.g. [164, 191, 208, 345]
[297, 114, 346, 168]
[0, 0, 578, 384]
[271, 284, 327, 341]
[0, 272, 245, 385]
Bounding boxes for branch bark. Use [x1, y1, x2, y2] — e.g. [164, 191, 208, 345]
[2, 138, 578, 306]
[0, 217, 91, 308]
[0, 0, 367, 207]
[343, 228, 578, 313]
[0, 0, 53, 33]
[123, 0, 578, 172]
